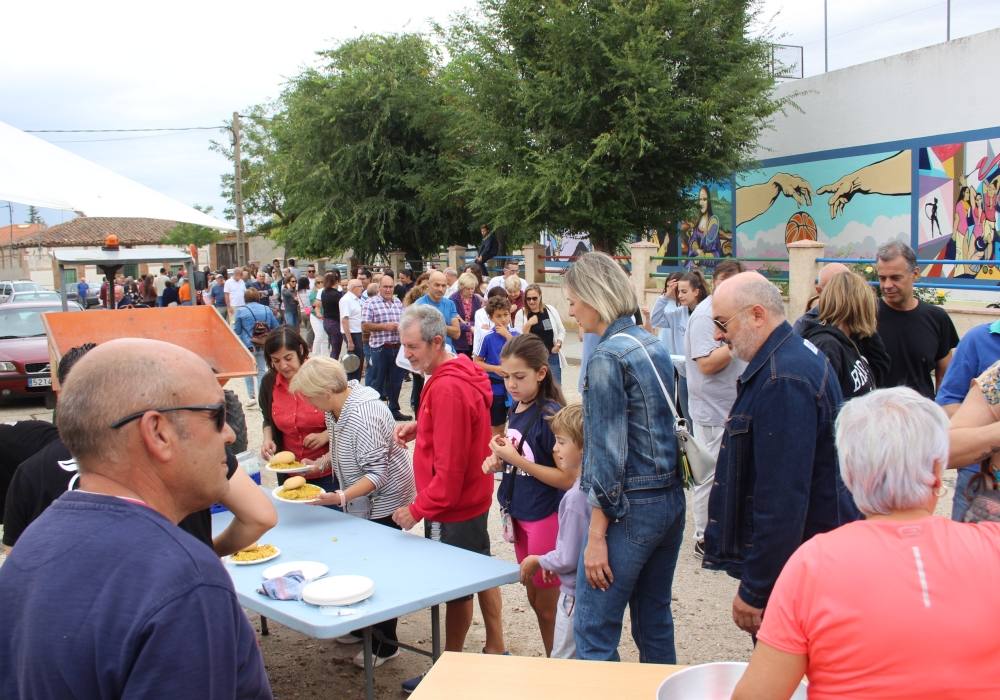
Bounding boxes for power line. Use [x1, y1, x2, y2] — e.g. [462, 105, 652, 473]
[24, 125, 227, 133]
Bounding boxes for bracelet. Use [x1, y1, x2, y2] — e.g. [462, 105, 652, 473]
[337, 489, 347, 506]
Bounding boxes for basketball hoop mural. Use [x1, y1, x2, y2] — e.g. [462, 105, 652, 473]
[785, 211, 818, 245]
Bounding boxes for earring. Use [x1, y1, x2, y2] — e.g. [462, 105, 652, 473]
[934, 484, 947, 497]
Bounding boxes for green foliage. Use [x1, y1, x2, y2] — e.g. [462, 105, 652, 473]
[443, 0, 783, 251]
[270, 34, 473, 260]
[26, 205, 44, 225]
[163, 205, 224, 248]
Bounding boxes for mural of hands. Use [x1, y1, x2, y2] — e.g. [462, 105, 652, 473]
[817, 150, 911, 219]
[770, 172, 814, 207]
[817, 174, 864, 219]
[736, 171, 814, 225]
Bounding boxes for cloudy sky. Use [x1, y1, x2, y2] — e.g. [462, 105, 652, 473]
[2, 0, 998, 227]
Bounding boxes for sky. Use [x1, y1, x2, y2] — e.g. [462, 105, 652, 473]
[2, 0, 998, 228]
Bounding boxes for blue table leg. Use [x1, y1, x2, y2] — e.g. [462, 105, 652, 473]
[431, 605, 441, 660]
[362, 626, 374, 700]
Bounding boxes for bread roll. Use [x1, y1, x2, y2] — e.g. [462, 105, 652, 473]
[270, 451, 296, 466]
[283, 476, 307, 490]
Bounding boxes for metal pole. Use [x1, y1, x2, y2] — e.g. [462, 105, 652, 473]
[946, 0, 951, 41]
[824, 0, 829, 72]
[232, 112, 247, 268]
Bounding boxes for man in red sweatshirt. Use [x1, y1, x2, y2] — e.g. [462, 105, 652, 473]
[393, 304, 507, 692]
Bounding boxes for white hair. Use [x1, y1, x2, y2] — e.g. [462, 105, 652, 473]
[400, 304, 446, 343]
[835, 387, 947, 515]
[743, 275, 785, 317]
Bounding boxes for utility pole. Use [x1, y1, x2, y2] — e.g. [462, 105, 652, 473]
[946, 0, 951, 41]
[232, 111, 247, 267]
[824, 0, 829, 73]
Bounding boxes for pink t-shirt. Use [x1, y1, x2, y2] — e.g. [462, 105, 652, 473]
[758, 517, 1000, 699]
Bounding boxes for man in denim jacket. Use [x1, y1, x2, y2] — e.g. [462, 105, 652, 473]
[703, 273, 860, 637]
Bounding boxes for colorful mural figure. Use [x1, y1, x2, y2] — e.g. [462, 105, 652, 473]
[735, 151, 911, 263]
[678, 183, 733, 264]
[918, 139, 1000, 280]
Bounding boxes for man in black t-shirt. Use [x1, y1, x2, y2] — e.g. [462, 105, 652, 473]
[875, 241, 959, 398]
[0, 421, 59, 523]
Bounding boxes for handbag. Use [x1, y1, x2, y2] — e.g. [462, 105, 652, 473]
[611, 333, 716, 486]
[499, 433, 526, 543]
[962, 459, 1000, 523]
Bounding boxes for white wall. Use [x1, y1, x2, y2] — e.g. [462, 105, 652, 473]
[756, 28, 1000, 160]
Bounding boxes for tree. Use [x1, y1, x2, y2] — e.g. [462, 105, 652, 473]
[26, 205, 44, 225]
[444, 0, 784, 252]
[163, 205, 224, 247]
[270, 34, 473, 261]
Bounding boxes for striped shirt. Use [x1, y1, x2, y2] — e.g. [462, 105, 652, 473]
[325, 382, 415, 519]
[361, 294, 403, 348]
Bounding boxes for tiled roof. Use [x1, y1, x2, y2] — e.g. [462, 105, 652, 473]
[14, 217, 180, 249]
[0, 223, 46, 245]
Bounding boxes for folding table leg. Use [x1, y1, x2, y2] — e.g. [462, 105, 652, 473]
[431, 605, 441, 660]
[362, 626, 375, 700]
[260, 615, 269, 636]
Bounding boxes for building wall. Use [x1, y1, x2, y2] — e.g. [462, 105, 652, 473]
[664, 28, 1000, 286]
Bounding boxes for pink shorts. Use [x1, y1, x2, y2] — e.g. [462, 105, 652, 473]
[513, 511, 561, 589]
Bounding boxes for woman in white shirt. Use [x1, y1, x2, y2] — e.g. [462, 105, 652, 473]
[513, 284, 567, 386]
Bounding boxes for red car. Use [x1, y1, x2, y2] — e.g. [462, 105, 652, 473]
[0, 301, 82, 402]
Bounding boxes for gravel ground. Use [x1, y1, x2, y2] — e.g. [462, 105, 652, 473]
[0, 360, 957, 699]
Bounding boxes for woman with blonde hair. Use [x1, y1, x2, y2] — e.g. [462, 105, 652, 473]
[450, 272, 484, 357]
[514, 284, 567, 386]
[564, 251, 685, 663]
[798, 271, 887, 400]
[290, 355, 415, 668]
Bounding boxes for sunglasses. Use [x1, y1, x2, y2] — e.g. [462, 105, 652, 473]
[712, 305, 754, 333]
[110, 403, 227, 431]
[525, 296, 540, 301]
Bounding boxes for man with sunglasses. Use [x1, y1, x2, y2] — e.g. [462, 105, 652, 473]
[701, 272, 859, 641]
[0, 339, 274, 699]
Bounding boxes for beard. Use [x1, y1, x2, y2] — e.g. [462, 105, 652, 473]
[730, 325, 765, 362]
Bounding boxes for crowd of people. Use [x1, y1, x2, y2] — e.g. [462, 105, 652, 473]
[3, 241, 1000, 699]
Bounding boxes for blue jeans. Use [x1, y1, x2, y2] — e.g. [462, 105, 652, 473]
[548, 353, 562, 387]
[243, 347, 267, 399]
[370, 345, 405, 413]
[284, 309, 299, 328]
[952, 468, 976, 521]
[574, 487, 685, 663]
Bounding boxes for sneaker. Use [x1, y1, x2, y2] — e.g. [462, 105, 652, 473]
[391, 411, 412, 421]
[401, 673, 425, 694]
[353, 648, 399, 669]
[245, 397, 257, 408]
[694, 539, 705, 559]
[335, 633, 362, 645]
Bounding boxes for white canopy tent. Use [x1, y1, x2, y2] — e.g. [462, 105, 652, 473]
[0, 119, 234, 231]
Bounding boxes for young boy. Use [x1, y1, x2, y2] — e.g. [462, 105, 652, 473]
[475, 295, 518, 435]
[519, 403, 589, 659]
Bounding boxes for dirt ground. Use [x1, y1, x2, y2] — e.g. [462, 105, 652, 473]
[0, 360, 957, 700]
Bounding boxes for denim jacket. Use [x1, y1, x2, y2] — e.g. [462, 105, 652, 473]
[581, 316, 681, 520]
[702, 321, 860, 609]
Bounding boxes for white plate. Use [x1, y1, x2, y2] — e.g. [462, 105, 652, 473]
[265, 462, 311, 475]
[261, 560, 329, 582]
[271, 485, 326, 504]
[302, 575, 375, 606]
[226, 546, 281, 566]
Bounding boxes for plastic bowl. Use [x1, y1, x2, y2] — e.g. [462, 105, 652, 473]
[655, 661, 807, 699]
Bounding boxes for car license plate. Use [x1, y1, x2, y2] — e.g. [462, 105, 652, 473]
[27, 376, 52, 388]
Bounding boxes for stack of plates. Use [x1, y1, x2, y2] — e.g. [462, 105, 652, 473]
[302, 575, 375, 606]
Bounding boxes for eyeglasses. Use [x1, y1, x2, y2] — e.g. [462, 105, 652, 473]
[110, 403, 227, 431]
[525, 296, 540, 302]
[308, 270, 316, 274]
[712, 305, 754, 333]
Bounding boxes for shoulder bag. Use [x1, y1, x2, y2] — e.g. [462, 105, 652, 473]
[611, 333, 715, 486]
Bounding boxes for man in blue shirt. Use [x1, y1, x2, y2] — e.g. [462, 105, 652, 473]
[935, 320, 1000, 520]
[76, 277, 89, 306]
[0, 339, 272, 699]
[416, 270, 461, 350]
[209, 274, 227, 317]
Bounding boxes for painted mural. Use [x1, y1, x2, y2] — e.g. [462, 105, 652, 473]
[650, 182, 733, 270]
[917, 138, 1000, 280]
[735, 150, 911, 264]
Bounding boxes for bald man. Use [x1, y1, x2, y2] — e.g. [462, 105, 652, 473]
[340, 278, 366, 380]
[703, 273, 859, 638]
[416, 270, 461, 350]
[793, 262, 890, 385]
[0, 339, 272, 699]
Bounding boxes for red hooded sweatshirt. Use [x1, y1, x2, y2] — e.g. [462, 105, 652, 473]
[409, 354, 494, 523]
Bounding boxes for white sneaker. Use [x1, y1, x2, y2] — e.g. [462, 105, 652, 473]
[353, 648, 399, 669]
[335, 633, 362, 645]
[245, 398, 258, 409]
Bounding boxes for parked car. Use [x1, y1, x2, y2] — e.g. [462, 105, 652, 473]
[4, 290, 63, 305]
[64, 282, 101, 308]
[0, 300, 82, 402]
[0, 280, 42, 303]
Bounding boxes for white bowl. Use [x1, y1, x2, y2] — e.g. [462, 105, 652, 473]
[655, 661, 807, 700]
[302, 575, 375, 607]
